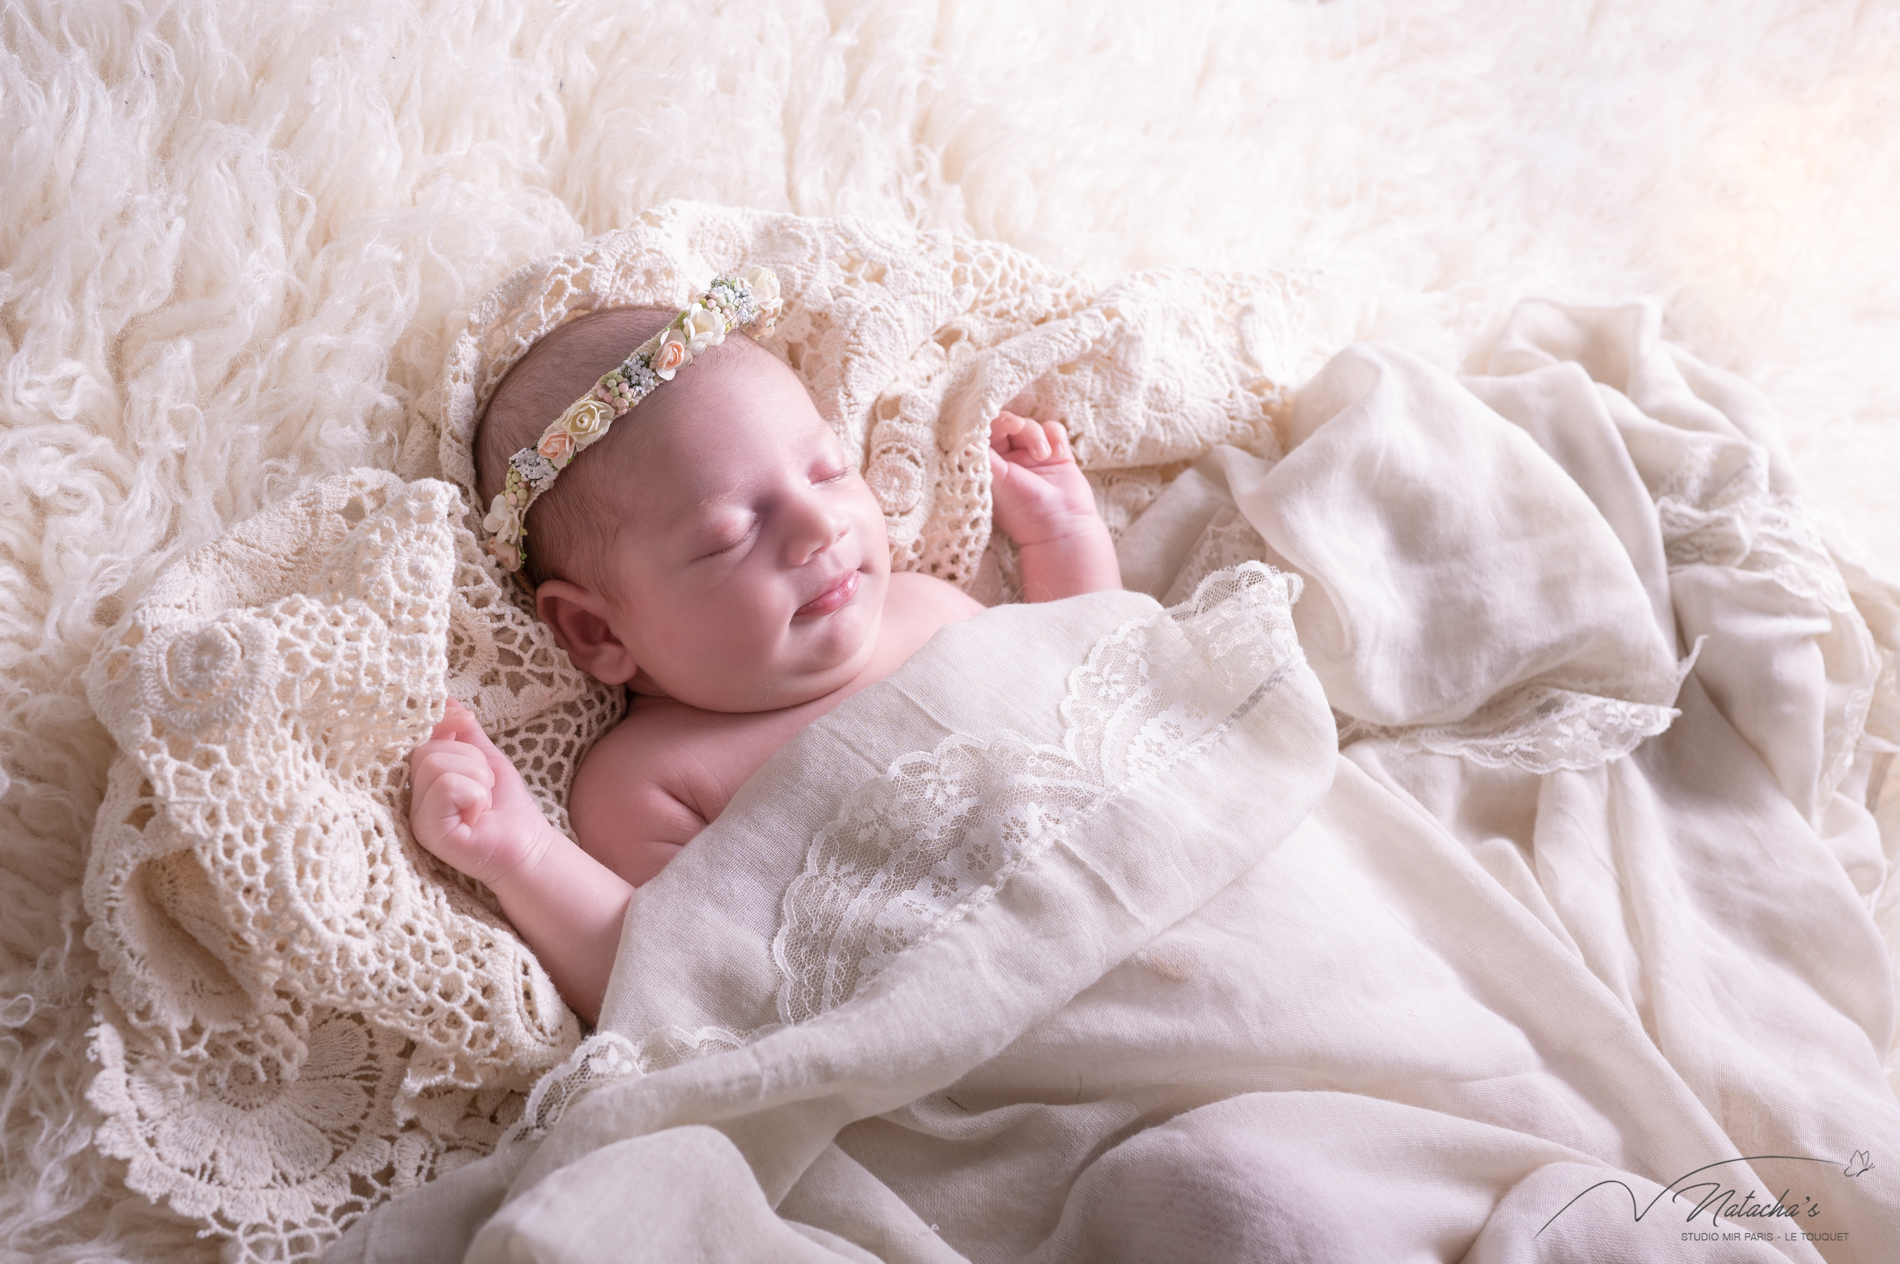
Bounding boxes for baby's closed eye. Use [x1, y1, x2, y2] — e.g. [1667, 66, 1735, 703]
[696, 517, 756, 558]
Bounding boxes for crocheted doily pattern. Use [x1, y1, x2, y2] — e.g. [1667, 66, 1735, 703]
[84, 471, 621, 1260]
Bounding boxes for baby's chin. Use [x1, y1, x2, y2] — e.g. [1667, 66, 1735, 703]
[754, 617, 884, 710]
[643, 658, 869, 713]
[635, 611, 882, 713]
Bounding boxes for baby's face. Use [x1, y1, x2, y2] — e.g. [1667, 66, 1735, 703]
[588, 355, 891, 712]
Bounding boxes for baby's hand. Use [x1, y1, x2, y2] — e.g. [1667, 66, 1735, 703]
[988, 411, 1101, 549]
[407, 699, 559, 889]
[988, 410, 1121, 599]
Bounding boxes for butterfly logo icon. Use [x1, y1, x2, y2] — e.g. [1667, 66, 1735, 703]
[1844, 1150, 1873, 1178]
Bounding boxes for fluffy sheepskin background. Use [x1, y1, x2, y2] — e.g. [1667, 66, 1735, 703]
[2, 0, 1896, 1258]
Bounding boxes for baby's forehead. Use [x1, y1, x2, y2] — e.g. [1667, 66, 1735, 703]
[583, 344, 831, 514]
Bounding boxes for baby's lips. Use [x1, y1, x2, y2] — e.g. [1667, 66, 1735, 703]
[794, 568, 861, 618]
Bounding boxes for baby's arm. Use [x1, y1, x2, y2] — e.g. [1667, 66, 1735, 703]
[989, 411, 1122, 600]
[408, 699, 631, 1024]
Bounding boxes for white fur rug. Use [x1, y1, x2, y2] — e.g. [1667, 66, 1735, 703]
[3, 1, 1895, 1259]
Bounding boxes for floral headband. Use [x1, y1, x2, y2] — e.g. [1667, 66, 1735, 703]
[481, 266, 784, 573]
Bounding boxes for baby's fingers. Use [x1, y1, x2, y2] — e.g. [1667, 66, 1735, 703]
[1038, 421, 1071, 462]
[989, 410, 1028, 448]
[412, 769, 492, 858]
[425, 696, 479, 744]
[450, 710, 530, 793]
[990, 410, 1051, 460]
[422, 699, 520, 786]
[410, 741, 496, 802]
[432, 769, 492, 820]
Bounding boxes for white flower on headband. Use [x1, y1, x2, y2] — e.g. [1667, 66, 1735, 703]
[743, 265, 781, 313]
[482, 500, 523, 550]
[557, 397, 612, 440]
[678, 302, 727, 355]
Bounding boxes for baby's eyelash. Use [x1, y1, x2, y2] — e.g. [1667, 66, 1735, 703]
[700, 521, 756, 558]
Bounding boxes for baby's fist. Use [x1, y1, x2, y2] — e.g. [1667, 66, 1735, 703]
[987, 411, 1100, 548]
[407, 699, 555, 889]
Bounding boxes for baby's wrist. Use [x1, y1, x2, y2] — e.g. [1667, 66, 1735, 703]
[481, 824, 635, 1026]
[1006, 502, 1112, 552]
[1015, 520, 1121, 601]
[483, 820, 572, 897]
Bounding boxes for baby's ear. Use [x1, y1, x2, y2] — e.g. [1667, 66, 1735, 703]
[535, 580, 638, 685]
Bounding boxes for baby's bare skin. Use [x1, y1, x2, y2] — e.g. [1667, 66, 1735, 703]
[409, 337, 1117, 1022]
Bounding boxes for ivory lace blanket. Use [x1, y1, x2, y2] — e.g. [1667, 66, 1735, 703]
[325, 303, 1900, 1261]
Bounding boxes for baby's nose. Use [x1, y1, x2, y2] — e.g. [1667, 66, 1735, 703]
[790, 501, 847, 564]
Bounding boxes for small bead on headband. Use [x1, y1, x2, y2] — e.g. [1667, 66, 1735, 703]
[481, 265, 784, 573]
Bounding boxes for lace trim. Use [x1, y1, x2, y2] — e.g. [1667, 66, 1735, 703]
[1651, 435, 1873, 809]
[1745, 495, 1856, 615]
[506, 1024, 763, 1143]
[1653, 433, 1857, 616]
[1865, 647, 1900, 755]
[1161, 508, 1271, 607]
[1654, 434, 1769, 570]
[1341, 686, 1676, 773]
[771, 563, 1304, 1026]
[1745, 493, 1876, 811]
[1338, 642, 1702, 773]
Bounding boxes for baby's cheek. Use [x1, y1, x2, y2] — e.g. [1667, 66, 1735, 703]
[651, 594, 747, 675]
[721, 586, 796, 662]
[849, 485, 892, 563]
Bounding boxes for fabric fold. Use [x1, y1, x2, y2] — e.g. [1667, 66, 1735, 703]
[329, 300, 1900, 1263]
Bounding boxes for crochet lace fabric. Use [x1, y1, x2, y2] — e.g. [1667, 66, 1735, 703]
[82, 204, 1293, 1259]
[83, 472, 620, 1261]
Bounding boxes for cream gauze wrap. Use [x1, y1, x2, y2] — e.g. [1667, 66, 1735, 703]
[325, 294, 1900, 1261]
[80, 201, 1293, 1261]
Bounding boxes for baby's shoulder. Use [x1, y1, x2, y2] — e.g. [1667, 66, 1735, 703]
[873, 570, 985, 671]
[576, 696, 802, 821]
[568, 699, 791, 882]
[558, 705, 710, 882]
[581, 696, 764, 781]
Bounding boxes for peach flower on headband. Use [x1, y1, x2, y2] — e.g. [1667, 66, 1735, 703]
[653, 331, 689, 378]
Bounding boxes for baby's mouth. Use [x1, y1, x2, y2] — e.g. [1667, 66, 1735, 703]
[794, 569, 860, 618]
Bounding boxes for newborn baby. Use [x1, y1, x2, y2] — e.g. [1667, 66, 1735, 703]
[408, 272, 1120, 1021]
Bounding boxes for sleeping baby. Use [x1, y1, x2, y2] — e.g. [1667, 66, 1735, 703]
[406, 269, 1121, 1021]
